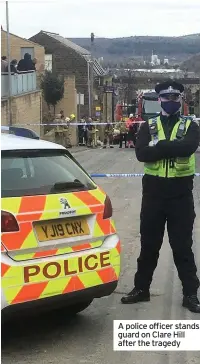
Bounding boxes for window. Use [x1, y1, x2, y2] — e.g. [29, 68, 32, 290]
[1, 150, 96, 198]
[45, 54, 52, 71]
[21, 47, 34, 59]
[77, 93, 84, 105]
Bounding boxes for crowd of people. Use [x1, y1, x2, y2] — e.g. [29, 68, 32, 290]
[76, 114, 142, 149]
[56, 114, 100, 148]
[52, 112, 142, 149]
[1, 53, 37, 73]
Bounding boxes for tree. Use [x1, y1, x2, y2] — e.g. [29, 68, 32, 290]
[195, 90, 199, 106]
[40, 71, 64, 115]
[174, 64, 180, 70]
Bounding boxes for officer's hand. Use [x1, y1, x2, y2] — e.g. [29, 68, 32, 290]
[149, 140, 158, 147]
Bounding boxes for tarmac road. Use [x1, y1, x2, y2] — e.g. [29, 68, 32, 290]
[2, 147, 200, 364]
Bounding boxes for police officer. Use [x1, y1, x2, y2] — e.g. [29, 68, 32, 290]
[121, 81, 200, 313]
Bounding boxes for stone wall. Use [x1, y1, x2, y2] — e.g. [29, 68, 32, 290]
[42, 75, 78, 146]
[1, 91, 42, 136]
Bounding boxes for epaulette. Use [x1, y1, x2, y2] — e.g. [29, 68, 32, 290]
[180, 115, 194, 122]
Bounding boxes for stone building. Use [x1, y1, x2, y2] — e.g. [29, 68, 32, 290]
[29, 30, 106, 117]
[1, 30, 45, 135]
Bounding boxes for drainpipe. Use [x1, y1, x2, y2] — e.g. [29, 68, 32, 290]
[87, 60, 91, 117]
[199, 76, 200, 118]
[6, 1, 12, 126]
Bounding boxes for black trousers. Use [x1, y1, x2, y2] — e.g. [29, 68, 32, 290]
[83, 130, 88, 145]
[134, 193, 199, 296]
[119, 133, 127, 147]
[104, 134, 113, 146]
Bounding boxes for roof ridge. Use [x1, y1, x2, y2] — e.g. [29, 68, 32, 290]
[43, 30, 91, 55]
[39, 30, 106, 76]
[1, 30, 44, 49]
[41, 30, 59, 35]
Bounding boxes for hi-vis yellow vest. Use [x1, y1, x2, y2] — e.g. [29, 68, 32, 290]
[144, 116, 195, 178]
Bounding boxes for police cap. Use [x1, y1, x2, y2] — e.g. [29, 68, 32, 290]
[155, 81, 184, 97]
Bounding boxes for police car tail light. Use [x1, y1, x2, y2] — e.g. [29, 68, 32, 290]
[103, 195, 113, 219]
[1, 211, 19, 233]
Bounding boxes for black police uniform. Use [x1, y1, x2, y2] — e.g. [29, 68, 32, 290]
[121, 81, 200, 313]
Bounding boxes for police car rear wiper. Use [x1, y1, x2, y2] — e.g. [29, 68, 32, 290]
[51, 181, 86, 191]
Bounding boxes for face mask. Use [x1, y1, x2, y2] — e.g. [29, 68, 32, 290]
[161, 101, 181, 115]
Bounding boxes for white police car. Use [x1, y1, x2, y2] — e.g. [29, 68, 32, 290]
[1, 126, 121, 318]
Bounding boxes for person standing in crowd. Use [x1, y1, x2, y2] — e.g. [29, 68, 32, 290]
[126, 114, 135, 148]
[86, 117, 93, 147]
[90, 117, 98, 148]
[132, 116, 140, 147]
[60, 110, 65, 120]
[17, 53, 35, 72]
[116, 119, 129, 148]
[82, 117, 88, 146]
[103, 121, 114, 149]
[5, 59, 18, 74]
[121, 81, 200, 313]
[78, 118, 85, 146]
[32, 58, 37, 71]
[1, 56, 8, 72]
[64, 117, 72, 148]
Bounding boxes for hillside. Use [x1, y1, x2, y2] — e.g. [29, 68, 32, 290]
[69, 34, 200, 62]
[181, 53, 200, 73]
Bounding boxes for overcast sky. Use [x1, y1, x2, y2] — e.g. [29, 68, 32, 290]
[1, 0, 200, 39]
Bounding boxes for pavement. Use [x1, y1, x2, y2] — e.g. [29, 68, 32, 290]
[2, 147, 200, 364]
[67, 146, 89, 153]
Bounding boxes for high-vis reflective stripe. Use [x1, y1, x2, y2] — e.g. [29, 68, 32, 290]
[1, 244, 120, 305]
[144, 117, 196, 178]
[1, 185, 120, 306]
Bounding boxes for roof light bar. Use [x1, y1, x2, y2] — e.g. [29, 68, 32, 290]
[1, 126, 40, 139]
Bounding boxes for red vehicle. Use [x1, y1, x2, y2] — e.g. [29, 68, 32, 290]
[137, 89, 190, 121]
[114, 102, 142, 144]
[114, 91, 190, 144]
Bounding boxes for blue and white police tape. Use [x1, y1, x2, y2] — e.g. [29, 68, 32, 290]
[90, 173, 200, 178]
[2, 118, 200, 127]
[3, 122, 144, 127]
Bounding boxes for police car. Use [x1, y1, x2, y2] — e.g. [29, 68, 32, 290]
[1, 127, 121, 317]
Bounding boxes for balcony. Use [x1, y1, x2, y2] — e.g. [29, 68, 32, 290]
[1, 71, 37, 98]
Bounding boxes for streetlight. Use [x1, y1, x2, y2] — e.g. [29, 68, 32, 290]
[6, 1, 12, 125]
[90, 32, 94, 118]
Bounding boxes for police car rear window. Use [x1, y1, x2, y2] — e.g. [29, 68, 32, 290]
[1, 150, 96, 198]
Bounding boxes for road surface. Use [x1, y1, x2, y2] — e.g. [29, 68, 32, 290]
[2, 147, 200, 364]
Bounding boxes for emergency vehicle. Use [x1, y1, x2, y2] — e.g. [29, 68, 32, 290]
[137, 89, 190, 121]
[1, 126, 121, 318]
[137, 89, 161, 121]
